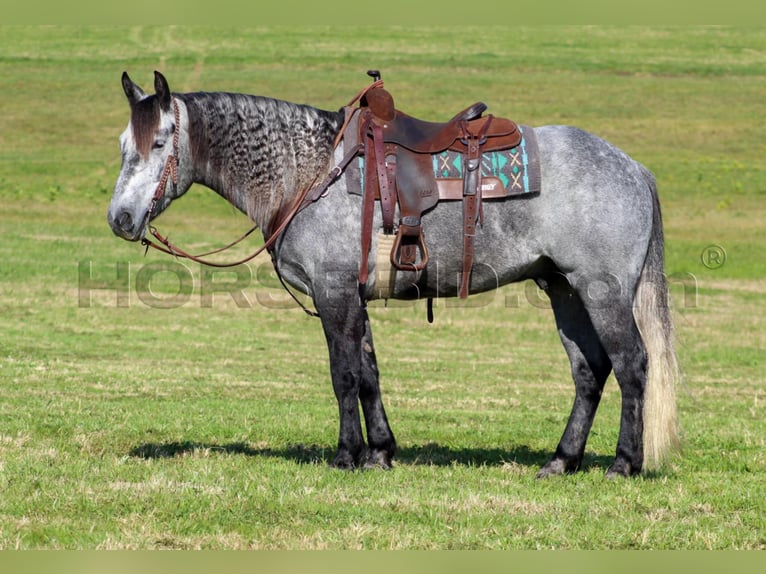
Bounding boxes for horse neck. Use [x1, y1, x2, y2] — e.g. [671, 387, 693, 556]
[180, 92, 343, 229]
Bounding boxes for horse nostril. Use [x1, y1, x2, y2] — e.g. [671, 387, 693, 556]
[117, 211, 133, 232]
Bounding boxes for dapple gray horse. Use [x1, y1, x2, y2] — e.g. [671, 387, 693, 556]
[108, 72, 680, 478]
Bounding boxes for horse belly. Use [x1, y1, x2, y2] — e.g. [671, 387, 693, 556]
[375, 199, 541, 301]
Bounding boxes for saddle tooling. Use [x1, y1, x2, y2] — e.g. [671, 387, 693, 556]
[346, 71, 540, 308]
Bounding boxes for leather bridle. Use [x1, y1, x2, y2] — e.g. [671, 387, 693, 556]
[136, 84, 381, 315]
[141, 98, 180, 239]
[140, 84, 380, 268]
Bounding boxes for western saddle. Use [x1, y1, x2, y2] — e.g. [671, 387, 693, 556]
[355, 71, 522, 300]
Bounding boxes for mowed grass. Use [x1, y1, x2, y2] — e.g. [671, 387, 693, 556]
[1, 26, 765, 549]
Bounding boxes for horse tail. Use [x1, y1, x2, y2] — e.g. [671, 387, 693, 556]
[633, 167, 681, 470]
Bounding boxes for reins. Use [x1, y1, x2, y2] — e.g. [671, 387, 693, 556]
[142, 143, 362, 269]
[139, 82, 381, 314]
[139, 97, 266, 267]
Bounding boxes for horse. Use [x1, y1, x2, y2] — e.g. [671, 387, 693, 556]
[108, 71, 680, 478]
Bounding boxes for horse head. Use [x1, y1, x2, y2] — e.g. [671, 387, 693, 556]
[108, 71, 192, 241]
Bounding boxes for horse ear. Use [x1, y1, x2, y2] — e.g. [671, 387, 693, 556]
[122, 72, 146, 107]
[154, 71, 172, 111]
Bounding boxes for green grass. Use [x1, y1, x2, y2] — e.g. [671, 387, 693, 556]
[1, 26, 765, 549]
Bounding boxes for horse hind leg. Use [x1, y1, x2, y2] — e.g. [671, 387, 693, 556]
[536, 274, 613, 478]
[579, 282, 649, 478]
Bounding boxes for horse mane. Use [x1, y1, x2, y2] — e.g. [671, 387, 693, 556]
[177, 92, 344, 229]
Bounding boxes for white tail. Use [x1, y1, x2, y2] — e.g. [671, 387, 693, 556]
[634, 171, 681, 469]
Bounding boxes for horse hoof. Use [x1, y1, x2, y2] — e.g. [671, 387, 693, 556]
[363, 449, 394, 470]
[537, 455, 583, 478]
[605, 468, 630, 479]
[536, 459, 567, 479]
[605, 459, 636, 479]
[329, 453, 357, 470]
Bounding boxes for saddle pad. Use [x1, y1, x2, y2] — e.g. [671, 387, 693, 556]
[432, 125, 541, 195]
[345, 124, 541, 197]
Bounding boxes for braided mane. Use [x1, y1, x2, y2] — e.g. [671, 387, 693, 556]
[178, 92, 344, 229]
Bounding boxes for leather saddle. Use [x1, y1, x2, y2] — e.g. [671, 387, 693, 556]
[356, 73, 522, 300]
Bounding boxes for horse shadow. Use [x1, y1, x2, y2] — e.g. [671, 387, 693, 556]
[128, 440, 614, 472]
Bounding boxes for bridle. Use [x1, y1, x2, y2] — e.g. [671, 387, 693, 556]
[137, 82, 381, 313]
[139, 96, 268, 267]
[140, 83, 381, 265]
[143, 98, 181, 234]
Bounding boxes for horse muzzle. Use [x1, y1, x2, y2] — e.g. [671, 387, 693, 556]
[107, 206, 147, 242]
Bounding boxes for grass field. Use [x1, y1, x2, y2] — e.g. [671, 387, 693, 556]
[1, 26, 765, 549]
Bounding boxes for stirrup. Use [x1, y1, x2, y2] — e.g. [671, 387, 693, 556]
[390, 230, 429, 272]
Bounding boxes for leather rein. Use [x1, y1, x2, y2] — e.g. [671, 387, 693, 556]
[138, 83, 382, 315]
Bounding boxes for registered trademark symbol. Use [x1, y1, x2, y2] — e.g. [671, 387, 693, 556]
[701, 245, 727, 270]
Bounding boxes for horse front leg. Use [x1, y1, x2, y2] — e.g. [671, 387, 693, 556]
[318, 295, 397, 469]
[359, 308, 396, 468]
[318, 299, 367, 469]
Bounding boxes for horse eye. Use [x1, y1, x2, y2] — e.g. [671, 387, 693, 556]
[152, 139, 166, 150]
